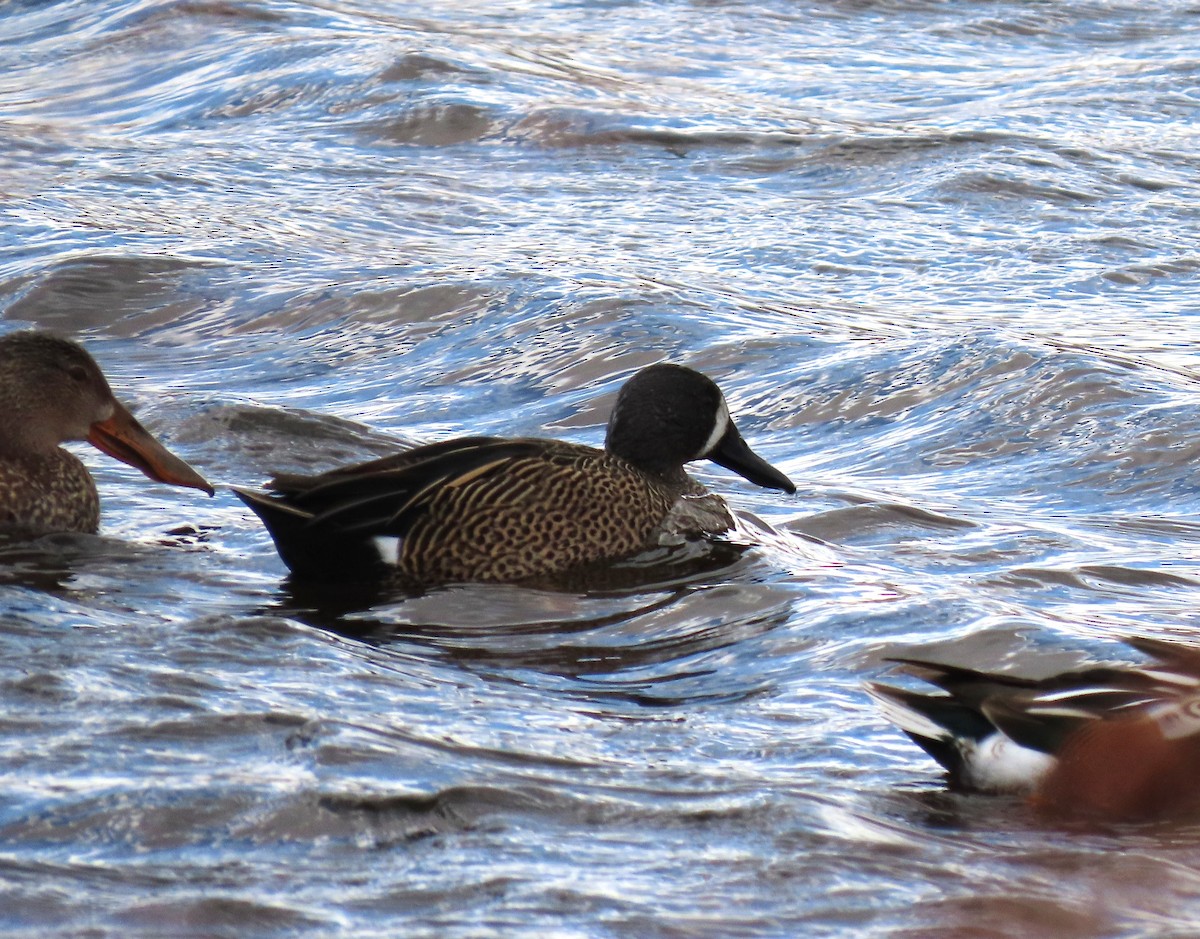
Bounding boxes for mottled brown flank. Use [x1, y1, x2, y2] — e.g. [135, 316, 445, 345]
[0, 450, 100, 533]
[395, 443, 721, 583]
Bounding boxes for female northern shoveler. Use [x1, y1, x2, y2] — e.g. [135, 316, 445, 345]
[868, 636, 1200, 820]
[0, 331, 212, 534]
[235, 363, 795, 584]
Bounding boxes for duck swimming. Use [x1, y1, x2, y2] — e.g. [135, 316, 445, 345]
[235, 363, 795, 584]
[868, 635, 1200, 820]
[0, 331, 212, 534]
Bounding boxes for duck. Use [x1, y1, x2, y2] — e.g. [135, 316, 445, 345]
[234, 362, 796, 584]
[868, 635, 1200, 820]
[0, 330, 212, 534]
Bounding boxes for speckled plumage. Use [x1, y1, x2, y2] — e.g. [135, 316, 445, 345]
[235, 364, 795, 585]
[394, 441, 704, 583]
[0, 450, 100, 533]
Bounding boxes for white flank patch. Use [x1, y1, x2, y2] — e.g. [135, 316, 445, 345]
[698, 400, 731, 458]
[1151, 698, 1200, 741]
[373, 536, 400, 565]
[961, 733, 1055, 794]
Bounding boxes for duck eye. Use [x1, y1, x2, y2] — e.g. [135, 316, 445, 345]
[66, 365, 89, 384]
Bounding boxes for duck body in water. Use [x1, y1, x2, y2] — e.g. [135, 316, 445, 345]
[236, 363, 795, 585]
[869, 636, 1200, 820]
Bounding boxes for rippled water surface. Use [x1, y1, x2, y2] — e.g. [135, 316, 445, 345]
[5, 0, 1200, 935]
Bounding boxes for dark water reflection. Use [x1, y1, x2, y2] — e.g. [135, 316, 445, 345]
[272, 537, 798, 708]
[5, 0, 1200, 935]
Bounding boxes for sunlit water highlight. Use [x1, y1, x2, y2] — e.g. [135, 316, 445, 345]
[3, 0, 1200, 935]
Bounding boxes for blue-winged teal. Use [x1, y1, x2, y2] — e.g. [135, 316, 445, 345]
[235, 363, 795, 584]
[0, 331, 212, 534]
[868, 636, 1200, 820]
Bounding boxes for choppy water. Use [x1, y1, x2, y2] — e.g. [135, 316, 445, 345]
[4, 0, 1200, 935]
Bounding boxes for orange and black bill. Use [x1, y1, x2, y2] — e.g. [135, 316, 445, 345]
[88, 400, 214, 495]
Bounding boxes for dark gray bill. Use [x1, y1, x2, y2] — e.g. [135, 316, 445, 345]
[709, 425, 795, 493]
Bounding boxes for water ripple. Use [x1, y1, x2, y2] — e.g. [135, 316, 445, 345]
[4, 0, 1200, 934]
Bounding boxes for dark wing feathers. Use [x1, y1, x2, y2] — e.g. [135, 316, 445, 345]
[884, 658, 1041, 711]
[1123, 635, 1200, 672]
[268, 436, 508, 495]
[879, 642, 1200, 758]
[232, 485, 388, 579]
[270, 439, 549, 536]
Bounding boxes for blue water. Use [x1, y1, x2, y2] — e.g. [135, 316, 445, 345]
[3, 0, 1200, 935]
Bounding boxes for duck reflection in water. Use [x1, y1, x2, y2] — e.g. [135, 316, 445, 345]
[269, 534, 797, 708]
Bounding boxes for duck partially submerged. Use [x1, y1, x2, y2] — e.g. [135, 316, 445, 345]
[868, 636, 1200, 820]
[235, 363, 795, 584]
[0, 331, 212, 534]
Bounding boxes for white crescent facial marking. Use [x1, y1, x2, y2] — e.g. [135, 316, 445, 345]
[698, 399, 731, 459]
